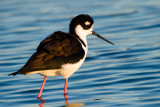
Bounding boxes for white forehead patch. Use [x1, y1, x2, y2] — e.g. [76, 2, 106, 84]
[85, 21, 91, 25]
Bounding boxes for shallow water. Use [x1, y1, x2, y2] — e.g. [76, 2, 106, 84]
[1, 0, 160, 107]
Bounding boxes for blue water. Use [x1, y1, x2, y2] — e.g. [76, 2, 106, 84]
[1, 0, 160, 107]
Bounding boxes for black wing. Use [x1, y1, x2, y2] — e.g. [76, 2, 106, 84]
[12, 31, 85, 75]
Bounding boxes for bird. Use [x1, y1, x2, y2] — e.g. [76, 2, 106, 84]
[8, 14, 114, 98]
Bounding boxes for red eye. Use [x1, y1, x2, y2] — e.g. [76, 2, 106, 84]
[86, 25, 90, 28]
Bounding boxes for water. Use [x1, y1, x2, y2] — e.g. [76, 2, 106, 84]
[1, 0, 160, 106]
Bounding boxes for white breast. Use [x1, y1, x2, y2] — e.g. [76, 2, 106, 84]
[58, 29, 88, 78]
[60, 37, 88, 78]
[59, 55, 86, 78]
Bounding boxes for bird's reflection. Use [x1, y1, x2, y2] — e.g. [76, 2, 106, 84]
[62, 103, 85, 107]
[38, 93, 85, 107]
[64, 93, 69, 104]
[37, 97, 46, 107]
[63, 93, 85, 107]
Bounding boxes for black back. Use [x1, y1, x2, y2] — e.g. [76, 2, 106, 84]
[16, 31, 85, 75]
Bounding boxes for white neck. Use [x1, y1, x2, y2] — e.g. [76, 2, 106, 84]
[75, 24, 93, 47]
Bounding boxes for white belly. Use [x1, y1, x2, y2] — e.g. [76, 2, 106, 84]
[38, 49, 87, 78]
[59, 57, 86, 78]
[35, 55, 86, 78]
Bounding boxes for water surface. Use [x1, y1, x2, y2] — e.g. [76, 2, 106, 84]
[1, 0, 160, 107]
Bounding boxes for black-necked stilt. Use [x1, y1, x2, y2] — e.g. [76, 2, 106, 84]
[9, 14, 114, 98]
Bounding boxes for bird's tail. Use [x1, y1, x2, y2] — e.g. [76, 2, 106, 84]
[8, 71, 18, 76]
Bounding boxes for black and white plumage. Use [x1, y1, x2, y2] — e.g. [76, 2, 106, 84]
[12, 31, 86, 78]
[9, 14, 114, 98]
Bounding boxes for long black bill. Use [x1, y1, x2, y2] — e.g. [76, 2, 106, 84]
[92, 31, 115, 45]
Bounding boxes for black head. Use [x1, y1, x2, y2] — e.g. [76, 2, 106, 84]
[69, 14, 94, 35]
[69, 14, 114, 45]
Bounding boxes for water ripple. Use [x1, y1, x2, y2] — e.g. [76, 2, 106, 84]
[1, 0, 160, 107]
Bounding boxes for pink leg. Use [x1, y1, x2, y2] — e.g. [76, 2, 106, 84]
[37, 76, 47, 98]
[64, 78, 68, 95]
